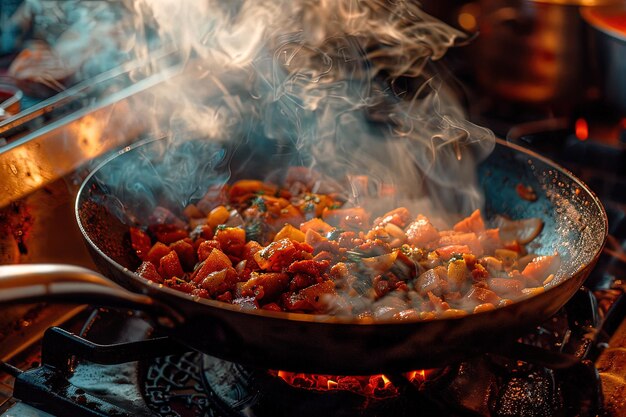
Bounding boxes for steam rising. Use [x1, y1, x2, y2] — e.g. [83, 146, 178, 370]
[115, 0, 495, 220]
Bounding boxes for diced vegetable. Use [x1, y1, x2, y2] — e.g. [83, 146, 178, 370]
[521, 254, 561, 286]
[300, 218, 334, 234]
[438, 232, 483, 256]
[494, 249, 518, 267]
[159, 251, 184, 280]
[274, 224, 306, 242]
[435, 245, 470, 260]
[495, 216, 544, 244]
[453, 209, 485, 233]
[214, 227, 246, 258]
[170, 239, 196, 271]
[192, 248, 232, 283]
[239, 272, 290, 300]
[416, 267, 448, 296]
[137, 261, 163, 283]
[464, 286, 500, 306]
[373, 207, 411, 229]
[298, 280, 337, 312]
[207, 206, 231, 229]
[473, 303, 495, 313]
[149, 224, 188, 245]
[135, 177, 555, 319]
[361, 251, 398, 273]
[197, 240, 222, 262]
[254, 238, 313, 272]
[447, 259, 467, 291]
[199, 267, 238, 296]
[146, 242, 171, 266]
[405, 215, 439, 247]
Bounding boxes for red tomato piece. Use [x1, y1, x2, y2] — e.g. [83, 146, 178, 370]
[216, 291, 233, 303]
[136, 261, 163, 283]
[192, 248, 232, 284]
[197, 240, 222, 262]
[239, 272, 290, 301]
[146, 242, 171, 266]
[289, 273, 318, 291]
[191, 288, 210, 299]
[159, 251, 184, 280]
[254, 239, 314, 272]
[214, 227, 246, 258]
[170, 239, 196, 271]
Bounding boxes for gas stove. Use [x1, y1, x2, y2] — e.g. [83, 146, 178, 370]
[2, 45, 626, 417]
[1, 118, 626, 417]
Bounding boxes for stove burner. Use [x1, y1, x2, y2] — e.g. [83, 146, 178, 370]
[143, 351, 449, 417]
[197, 355, 452, 417]
[136, 322, 600, 417]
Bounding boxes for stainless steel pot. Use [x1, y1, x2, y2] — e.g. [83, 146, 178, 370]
[466, 0, 619, 108]
[582, 4, 626, 114]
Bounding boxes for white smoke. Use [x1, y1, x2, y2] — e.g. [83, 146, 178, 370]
[118, 0, 495, 218]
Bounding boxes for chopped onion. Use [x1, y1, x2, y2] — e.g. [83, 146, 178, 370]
[361, 251, 398, 272]
[495, 216, 544, 244]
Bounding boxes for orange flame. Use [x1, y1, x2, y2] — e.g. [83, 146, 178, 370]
[274, 370, 401, 398]
[575, 118, 589, 141]
[381, 374, 391, 386]
[272, 368, 440, 399]
[406, 369, 426, 382]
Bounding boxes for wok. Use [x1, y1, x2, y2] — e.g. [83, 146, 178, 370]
[0, 137, 607, 375]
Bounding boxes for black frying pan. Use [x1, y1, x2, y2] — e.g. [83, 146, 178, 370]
[0, 137, 607, 374]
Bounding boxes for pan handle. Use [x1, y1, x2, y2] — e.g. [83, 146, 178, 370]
[0, 264, 184, 327]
